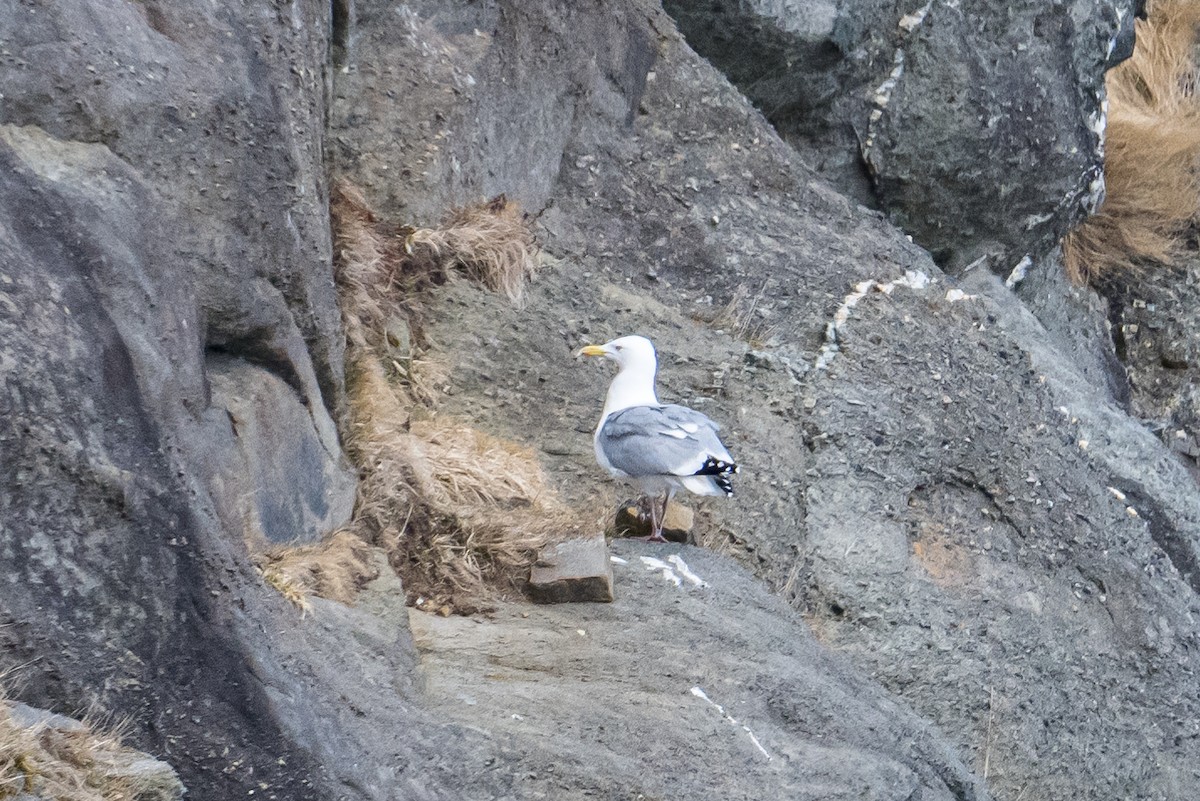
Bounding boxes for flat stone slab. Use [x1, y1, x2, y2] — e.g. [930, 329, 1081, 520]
[527, 539, 614, 603]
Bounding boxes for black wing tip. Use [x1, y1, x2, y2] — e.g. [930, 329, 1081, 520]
[695, 457, 738, 496]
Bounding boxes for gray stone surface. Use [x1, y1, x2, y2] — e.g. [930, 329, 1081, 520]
[5, 701, 88, 734]
[412, 539, 986, 801]
[528, 538, 615, 603]
[3, 0, 1199, 800]
[1011, 250, 1131, 409]
[333, 2, 1200, 798]
[109, 758, 186, 801]
[1112, 253, 1200, 486]
[664, 0, 1140, 271]
[0, 2, 362, 798]
[207, 356, 357, 545]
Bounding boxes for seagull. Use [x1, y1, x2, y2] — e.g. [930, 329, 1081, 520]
[579, 335, 738, 542]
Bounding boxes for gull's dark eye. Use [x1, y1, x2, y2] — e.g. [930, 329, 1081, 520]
[613, 345, 623, 351]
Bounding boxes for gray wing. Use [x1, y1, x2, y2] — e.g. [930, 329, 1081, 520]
[599, 404, 734, 477]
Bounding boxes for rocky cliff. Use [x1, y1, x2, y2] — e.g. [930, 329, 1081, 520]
[2, 1, 1198, 800]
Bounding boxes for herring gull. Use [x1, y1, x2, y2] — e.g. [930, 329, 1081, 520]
[579, 335, 738, 541]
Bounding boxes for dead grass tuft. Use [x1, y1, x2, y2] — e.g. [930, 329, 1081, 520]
[340, 354, 588, 609]
[330, 183, 538, 349]
[698, 281, 778, 348]
[255, 531, 378, 613]
[1064, 0, 1200, 284]
[0, 694, 180, 801]
[320, 180, 578, 612]
[409, 195, 539, 303]
[258, 564, 313, 615]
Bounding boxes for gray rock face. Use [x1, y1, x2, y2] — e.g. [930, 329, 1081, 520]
[1010, 250, 1131, 409]
[1114, 254, 1200, 487]
[665, 0, 1138, 271]
[208, 356, 356, 545]
[333, 1, 1200, 798]
[0, 2, 361, 797]
[4, 0, 1200, 800]
[5, 701, 89, 734]
[414, 539, 986, 801]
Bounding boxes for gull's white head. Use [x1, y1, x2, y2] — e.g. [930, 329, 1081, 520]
[579, 335, 660, 416]
[579, 335, 658, 374]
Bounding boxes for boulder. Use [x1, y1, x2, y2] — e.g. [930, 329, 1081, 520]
[664, 0, 1142, 271]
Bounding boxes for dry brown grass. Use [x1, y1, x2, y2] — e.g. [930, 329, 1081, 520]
[409, 196, 539, 302]
[254, 531, 378, 613]
[699, 281, 778, 348]
[330, 183, 537, 347]
[0, 695, 180, 801]
[317, 179, 581, 612]
[1064, 0, 1200, 284]
[340, 354, 589, 610]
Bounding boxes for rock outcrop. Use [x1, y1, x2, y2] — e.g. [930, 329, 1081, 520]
[664, 0, 1142, 271]
[0, 1, 364, 797]
[1114, 253, 1200, 485]
[412, 539, 986, 801]
[334, 1, 1200, 798]
[3, 0, 1199, 800]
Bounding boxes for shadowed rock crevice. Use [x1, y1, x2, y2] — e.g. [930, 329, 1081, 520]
[1115, 480, 1200, 594]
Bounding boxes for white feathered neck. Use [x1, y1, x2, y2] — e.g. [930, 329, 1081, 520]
[598, 338, 660, 421]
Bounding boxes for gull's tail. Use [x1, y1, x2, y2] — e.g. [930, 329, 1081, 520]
[692, 456, 738, 497]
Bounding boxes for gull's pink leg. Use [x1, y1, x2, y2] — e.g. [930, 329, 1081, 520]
[644, 489, 672, 542]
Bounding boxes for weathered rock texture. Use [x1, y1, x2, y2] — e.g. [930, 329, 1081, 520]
[1113, 253, 1200, 486]
[527, 538, 615, 603]
[333, 1, 1200, 799]
[0, 2, 367, 797]
[3, 0, 1200, 800]
[414, 539, 986, 800]
[664, 0, 1141, 271]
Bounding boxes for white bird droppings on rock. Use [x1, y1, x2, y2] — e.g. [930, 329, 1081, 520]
[667, 554, 707, 587]
[815, 270, 932, 370]
[898, 1, 933, 33]
[640, 555, 682, 587]
[690, 686, 772, 760]
[1005, 255, 1032, 289]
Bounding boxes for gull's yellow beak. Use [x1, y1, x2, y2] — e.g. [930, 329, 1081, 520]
[578, 344, 608, 358]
